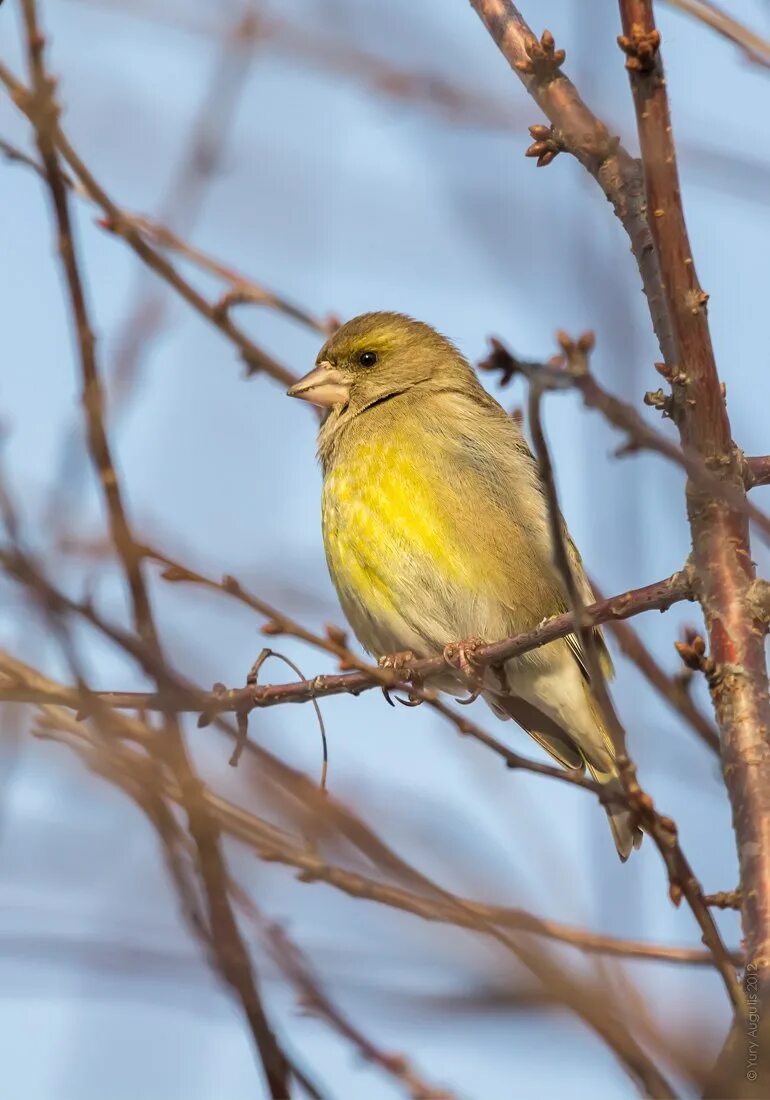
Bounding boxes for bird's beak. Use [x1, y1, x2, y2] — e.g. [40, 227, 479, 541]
[287, 361, 350, 407]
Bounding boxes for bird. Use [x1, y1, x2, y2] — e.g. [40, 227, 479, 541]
[287, 312, 641, 859]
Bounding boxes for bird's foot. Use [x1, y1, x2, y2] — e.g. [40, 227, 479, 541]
[443, 636, 486, 705]
[379, 650, 417, 677]
[378, 650, 422, 707]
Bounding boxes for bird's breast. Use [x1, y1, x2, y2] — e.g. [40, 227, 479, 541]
[322, 430, 466, 604]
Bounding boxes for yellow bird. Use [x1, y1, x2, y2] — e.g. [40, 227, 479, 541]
[288, 312, 640, 859]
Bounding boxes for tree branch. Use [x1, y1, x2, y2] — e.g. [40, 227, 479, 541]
[12, 660, 741, 972]
[0, 562, 692, 717]
[469, 0, 676, 368]
[522, 334, 744, 1015]
[0, 62, 298, 389]
[601, 613, 720, 753]
[479, 340, 770, 547]
[618, 0, 770, 1017]
[662, 0, 770, 69]
[15, 5, 294, 1092]
[746, 455, 770, 489]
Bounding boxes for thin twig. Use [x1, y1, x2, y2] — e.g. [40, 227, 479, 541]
[662, 0, 770, 68]
[0, 557, 692, 718]
[9, 657, 742, 971]
[593, 593, 721, 753]
[0, 62, 299, 389]
[44, 7, 263, 545]
[745, 455, 770, 489]
[16, 5, 294, 1092]
[479, 340, 770, 547]
[243, 904, 456, 1100]
[17, 2, 155, 652]
[523, 330, 744, 1016]
[0, 135, 331, 340]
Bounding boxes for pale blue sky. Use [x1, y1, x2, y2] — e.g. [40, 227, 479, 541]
[1, 1, 769, 1096]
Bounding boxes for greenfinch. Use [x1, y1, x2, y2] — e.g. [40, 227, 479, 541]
[288, 312, 640, 860]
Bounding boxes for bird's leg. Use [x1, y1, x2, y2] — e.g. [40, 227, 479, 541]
[378, 650, 420, 707]
[443, 636, 486, 705]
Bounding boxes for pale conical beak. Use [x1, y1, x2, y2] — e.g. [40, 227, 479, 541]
[287, 361, 350, 407]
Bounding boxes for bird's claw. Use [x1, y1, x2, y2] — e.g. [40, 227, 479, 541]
[378, 651, 422, 707]
[379, 650, 417, 677]
[443, 637, 485, 678]
[443, 637, 486, 704]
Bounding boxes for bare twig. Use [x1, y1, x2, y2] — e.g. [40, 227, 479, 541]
[21, 690, 681, 1096]
[0, 62, 298, 389]
[10, 656, 742, 972]
[523, 331, 744, 1015]
[0, 559, 692, 719]
[250, 910, 455, 1100]
[0, 135, 332, 340]
[44, 7, 264, 545]
[479, 340, 770, 547]
[704, 889, 742, 911]
[15, 5, 293, 1093]
[746, 455, 770, 489]
[17, 1, 155, 651]
[602, 613, 720, 753]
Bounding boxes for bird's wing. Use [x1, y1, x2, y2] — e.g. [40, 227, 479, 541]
[563, 528, 614, 681]
[487, 692, 585, 771]
[440, 387, 614, 680]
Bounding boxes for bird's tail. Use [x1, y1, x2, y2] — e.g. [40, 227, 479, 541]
[488, 692, 642, 861]
[581, 687, 642, 862]
[583, 760, 642, 863]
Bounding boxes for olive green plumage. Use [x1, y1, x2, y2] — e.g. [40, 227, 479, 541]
[288, 312, 641, 860]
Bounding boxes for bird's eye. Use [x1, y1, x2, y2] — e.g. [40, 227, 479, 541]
[358, 351, 377, 367]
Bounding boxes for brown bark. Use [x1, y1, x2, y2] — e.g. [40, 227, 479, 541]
[617, 1, 770, 1090]
[619, 0, 770, 976]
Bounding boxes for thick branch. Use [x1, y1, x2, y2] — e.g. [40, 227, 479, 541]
[619, 0, 770, 1005]
[523, 337, 743, 1015]
[469, 0, 676, 368]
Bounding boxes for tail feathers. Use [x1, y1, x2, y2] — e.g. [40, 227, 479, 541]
[488, 693, 642, 861]
[585, 766, 643, 862]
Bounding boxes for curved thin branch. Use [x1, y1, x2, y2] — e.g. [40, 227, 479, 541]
[19, 672, 743, 972]
[662, 0, 770, 69]
[0, 63, 298, 389]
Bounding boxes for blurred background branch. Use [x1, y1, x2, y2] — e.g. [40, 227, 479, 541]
[2, 0, 769, 1096]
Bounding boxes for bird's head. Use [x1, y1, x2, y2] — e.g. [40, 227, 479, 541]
[287, 312, 471, 412]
